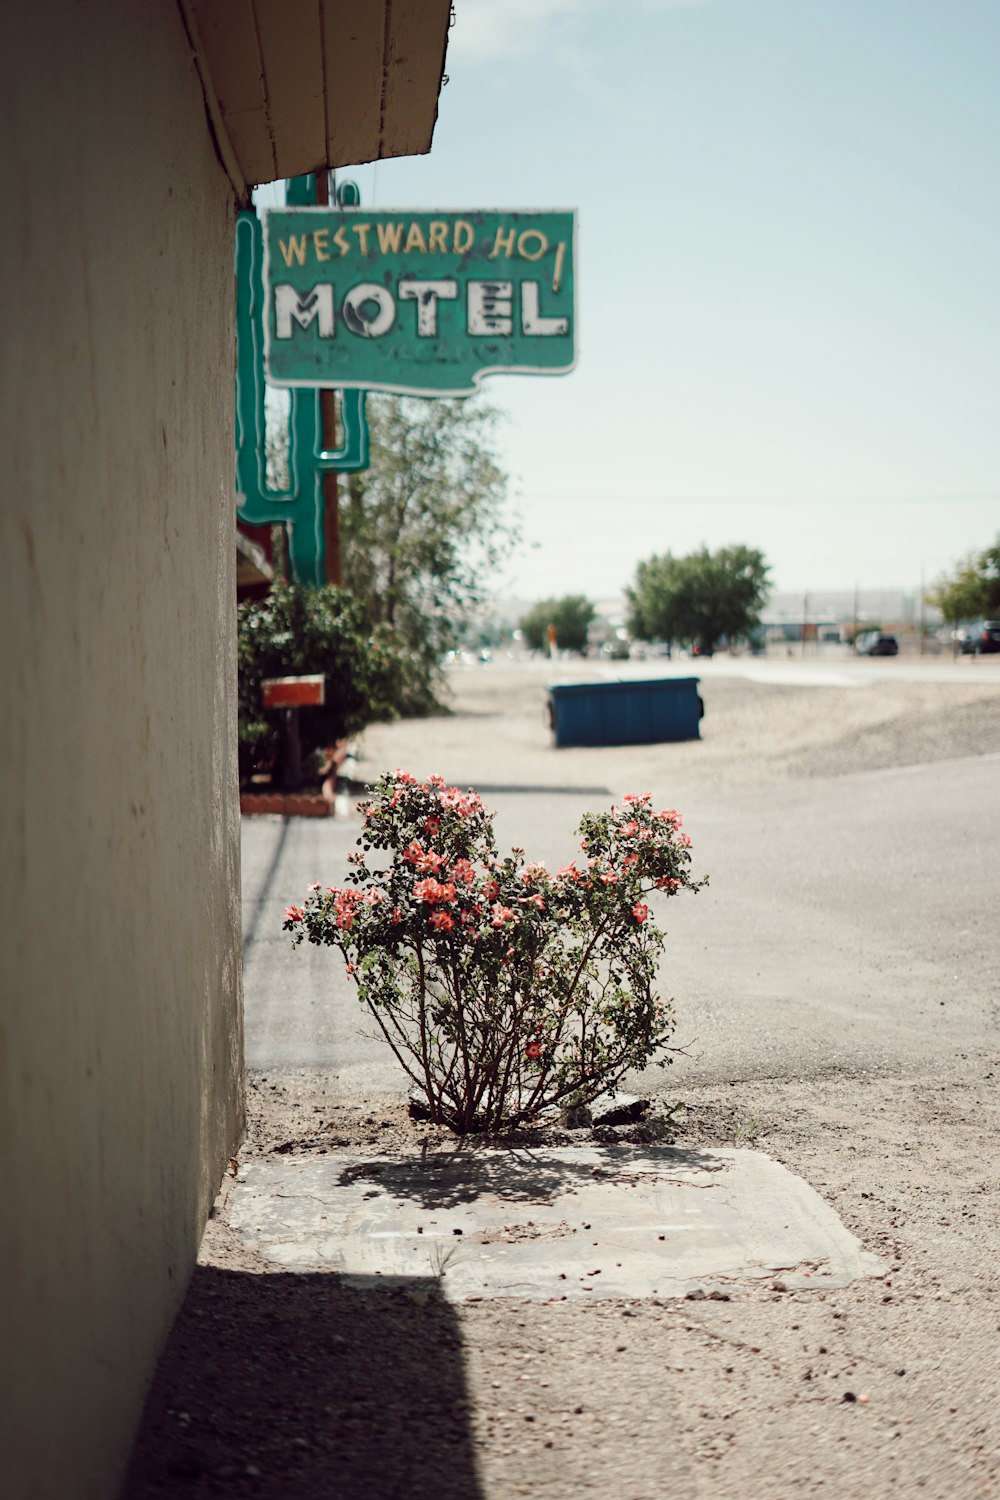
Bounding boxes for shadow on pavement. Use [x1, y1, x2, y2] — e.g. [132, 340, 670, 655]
[341, 778, 614, 798]
[241, 816, 292, 956]
[335, 1143, 727, 1211]
[469, 783, 614, 797]
[124, 1267, 482, 1499]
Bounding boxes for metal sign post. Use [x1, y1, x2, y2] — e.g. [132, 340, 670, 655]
[261, 675, 327, 790]
[235, 176, 370, 586]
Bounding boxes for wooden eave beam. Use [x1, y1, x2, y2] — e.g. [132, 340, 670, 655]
[182, 0, 451, 189]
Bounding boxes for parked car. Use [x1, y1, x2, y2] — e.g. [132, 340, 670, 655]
[976, 621, 1000, 654]
[855, 631, 899, 657]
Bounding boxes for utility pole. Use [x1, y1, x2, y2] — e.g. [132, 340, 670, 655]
[919, 568, 925, 656]
[852, 582, 858, 648]
[313, 170, 343, 587]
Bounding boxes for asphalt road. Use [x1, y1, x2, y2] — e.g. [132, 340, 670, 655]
[242, 661, 999, 1095]
[639, 751, 999, 1085]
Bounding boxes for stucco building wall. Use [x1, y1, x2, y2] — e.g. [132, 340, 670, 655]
[0, 5, 244, 1496]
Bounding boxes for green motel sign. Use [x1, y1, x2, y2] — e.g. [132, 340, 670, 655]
[262, 208, 576, 396]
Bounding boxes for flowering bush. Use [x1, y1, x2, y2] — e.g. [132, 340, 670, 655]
[285, 771, 705, 1134]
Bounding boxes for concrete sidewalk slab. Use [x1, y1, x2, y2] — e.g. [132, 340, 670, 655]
[230, 1145, 883, 1300]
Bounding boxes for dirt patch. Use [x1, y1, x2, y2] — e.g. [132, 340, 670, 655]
[784, 694, 1000, 780]
[358, 666, 999, 799]
[125, 1058, 1000, 1500]
[238, 1069, 693, 1165]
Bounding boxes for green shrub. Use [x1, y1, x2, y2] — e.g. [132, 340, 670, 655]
[237, 584, 404, 784]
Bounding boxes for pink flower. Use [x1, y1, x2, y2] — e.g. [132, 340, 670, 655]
[393, 770, 417, 784]
[521, 862, 548, 886]
[452, 858, 476, 886]
[413, 878, 456, 905]
[484, 879, 500, 902]
[656, 808, 681, 827]
[632, 903, 649, 924]
[308, 882, 321, 892]
[556, 863, 581, 882]
[599, 872, 619, 885]
[330, 887, 363, 929]
[429, 909, 455, 932]
[518, 892, 545, 911]
[525, 1040, 543, 1061]
[283, 905, 303, 923]
[404, 841, 445, 873]
[491, 904, 517, 927]
[427, 774, 447, 788]
[656, 876, 680, 892]
[440, 787, 484, 817]
[391, 906, 403, 924]
[620, 821, 639, 838]
[424, 816, 442, 836]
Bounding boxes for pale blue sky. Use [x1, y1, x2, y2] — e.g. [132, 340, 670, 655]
[263, 0, 1000, 600]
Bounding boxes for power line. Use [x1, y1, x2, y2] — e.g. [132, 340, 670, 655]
[512, 491, 1000, 507]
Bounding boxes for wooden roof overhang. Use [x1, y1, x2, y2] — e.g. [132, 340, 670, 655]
[177, 0, 452, 195]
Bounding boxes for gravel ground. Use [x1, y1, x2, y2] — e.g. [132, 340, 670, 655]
[125, 665, 1000, 1499]
[354, 660, 999, 797]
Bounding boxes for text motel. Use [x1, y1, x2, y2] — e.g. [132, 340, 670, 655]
[273, 279, 569, 341]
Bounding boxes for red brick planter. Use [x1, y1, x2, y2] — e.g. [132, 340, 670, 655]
[240, 792, 329, 818]
[240, 740, 349, 819]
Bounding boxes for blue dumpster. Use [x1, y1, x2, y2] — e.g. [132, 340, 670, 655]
[548, 677, 702, 748]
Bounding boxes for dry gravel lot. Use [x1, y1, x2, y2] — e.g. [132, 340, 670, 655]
[126, 660, 1000, 1499]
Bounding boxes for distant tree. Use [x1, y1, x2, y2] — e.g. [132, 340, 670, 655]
[267, 393, 516, 713]
[341, 396, 515, 711]
[520, 594, 596, 653]
[979, 536, 1000, 615]
[626, 544, 771, 653]
[928, 537, 1000, 627]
